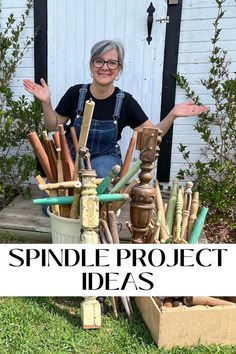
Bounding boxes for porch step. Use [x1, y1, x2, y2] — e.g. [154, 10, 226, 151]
[0, 187, 51, 243]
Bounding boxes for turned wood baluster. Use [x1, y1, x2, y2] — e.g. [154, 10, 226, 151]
[129, 127, 162, 244]
[79, 148, 101, 329]
[181, 181, 193, 240]
[174, 187, 185, 243]
[187, 191, 199, 240]
[79, 148, 99, 244]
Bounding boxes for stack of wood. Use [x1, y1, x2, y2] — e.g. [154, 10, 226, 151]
[154, 296, 236, 308]
[28, 125, 87, 218]
[153, 180, 208, 244]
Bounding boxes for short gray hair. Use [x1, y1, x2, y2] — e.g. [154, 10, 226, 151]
[90, 40, 125, 70]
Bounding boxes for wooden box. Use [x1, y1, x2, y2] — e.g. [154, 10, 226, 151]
[135, 297, 236, 349]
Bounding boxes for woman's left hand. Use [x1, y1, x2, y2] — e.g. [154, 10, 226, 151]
[171, 101, 209, 118]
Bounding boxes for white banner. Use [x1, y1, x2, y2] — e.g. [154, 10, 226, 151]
[0, 244, 235, 296]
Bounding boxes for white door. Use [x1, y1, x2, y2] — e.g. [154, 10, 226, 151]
[48, 0, 167, 159]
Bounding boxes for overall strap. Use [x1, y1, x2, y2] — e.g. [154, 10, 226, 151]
[113, 89, 125, 123]
[76, 84, 88, 116]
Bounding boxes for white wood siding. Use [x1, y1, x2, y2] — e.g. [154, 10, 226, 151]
[0, 0, 34, 99]
[171, 0, 236, 180]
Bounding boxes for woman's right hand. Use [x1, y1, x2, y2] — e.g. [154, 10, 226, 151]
[23, 78, 51, 103]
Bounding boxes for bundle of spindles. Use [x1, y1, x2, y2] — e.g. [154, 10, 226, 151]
[28, 127, 81, 218]
[28, 99, 96, 218]
[28, 127, 74, 217]
[30, 137, 132, 218]
[29, 98, 142, 223]
[154, 296, 236, 308]
[153, 180, 208, 244]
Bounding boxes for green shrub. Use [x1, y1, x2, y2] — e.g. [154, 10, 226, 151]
[175, 0, 236, 221]
[0, 0, 44, 207]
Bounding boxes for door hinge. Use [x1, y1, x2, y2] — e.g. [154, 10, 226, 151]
[156, 16, 170, 24]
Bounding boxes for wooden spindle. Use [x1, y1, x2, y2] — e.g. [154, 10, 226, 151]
[129, 128, 162, 244]
[181, 181, 193, 240]
[35, 175, 49, 196]
[58, 125, 74, 181]
[70, 126, 79, 153]
[187, 191, 199, 239]
[155, 180, 169, 243]
[174, 187, 185, 243]
[70, 182, 81, 219]
[27, 132, 53, 182]
[56, 147, 70, 218]
[43, 131, 58, 182]
[188, 207, 208, 244]
[119, 130, 137, 179]
[52, 131, 60, 149]
[166, 179, 178, 236]
[74, 99, 95, 180]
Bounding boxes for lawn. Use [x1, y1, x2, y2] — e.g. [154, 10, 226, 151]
[0, 296, 236, 354]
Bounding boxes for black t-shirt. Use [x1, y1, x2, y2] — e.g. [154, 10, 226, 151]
[55, 84, 148, 141]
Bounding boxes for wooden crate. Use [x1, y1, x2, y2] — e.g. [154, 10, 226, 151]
[135, 297, 236, 349]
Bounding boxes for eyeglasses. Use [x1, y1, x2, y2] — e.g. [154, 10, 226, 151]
[92, 58, 120, 70]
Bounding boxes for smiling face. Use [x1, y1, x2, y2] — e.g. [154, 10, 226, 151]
[91, 49, 121, 87]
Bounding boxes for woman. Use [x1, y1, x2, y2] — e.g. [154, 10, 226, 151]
[23, 40, 208, 177]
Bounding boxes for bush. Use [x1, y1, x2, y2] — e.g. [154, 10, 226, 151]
[0, 0, 44, 207]
[175, 0, 236, 221]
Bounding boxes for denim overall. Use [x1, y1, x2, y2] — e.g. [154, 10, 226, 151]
[67, 84, 124, 178]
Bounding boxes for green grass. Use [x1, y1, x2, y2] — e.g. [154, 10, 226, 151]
[0, 297, 236, 354]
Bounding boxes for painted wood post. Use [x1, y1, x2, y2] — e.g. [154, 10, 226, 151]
[70, 126, 79, 153]
[57, 147, 70, 218]
[52, 131, 60, 149]
[166, 179, 178, 236]
[96, 165, 121, 195]
[79, 168, 101, 329]
[155, 180, 169, 243]
[187, 191, 199, 239]
[43, 131, 58, 182]
[27, 131, 53, 182]
[153, 209, 162, 243]
[70, 183, 81, 219]
[119, 130, 138, 179]
[58, 124, 74, 181]
[174, 187, 186, 243]
[188, 207, 208, 244]
[74, 99, 95, 180]
[109, 159, 142, 193]
[33, 194, 129, 205]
